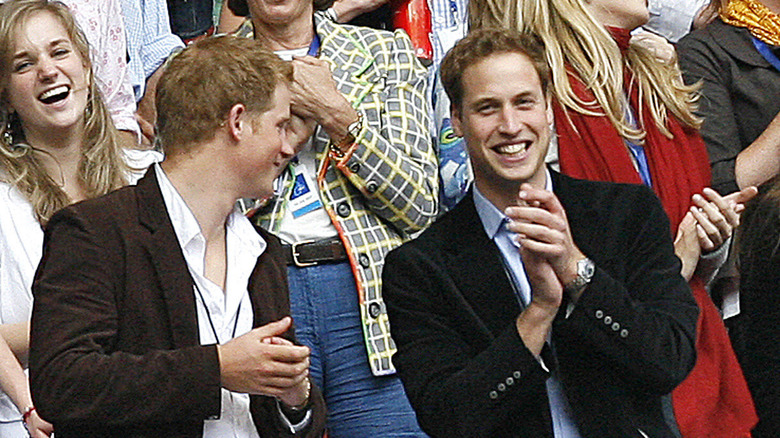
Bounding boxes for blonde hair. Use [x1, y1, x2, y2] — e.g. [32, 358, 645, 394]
[469, 0, 701, 143]
[0, 0, 129, 224]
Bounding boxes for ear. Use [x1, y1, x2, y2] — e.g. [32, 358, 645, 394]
[450, 104, 464, 137]
[545, 94, 554, 126]
[226, 103, 248, 142]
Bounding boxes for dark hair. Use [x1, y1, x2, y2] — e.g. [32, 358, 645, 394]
[440, 27, 550, 110]
[156, 35, 293, 154]
[227, 0, 334, 17]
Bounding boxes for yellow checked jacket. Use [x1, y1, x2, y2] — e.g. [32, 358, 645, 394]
[236, 13, 439, 376]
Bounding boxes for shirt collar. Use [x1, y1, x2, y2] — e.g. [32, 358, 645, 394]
[154, 163, 266, 271]
[473, 169, 554, 239]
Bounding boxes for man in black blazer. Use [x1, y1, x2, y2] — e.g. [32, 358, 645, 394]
[382, 29, 698, 438]
[29, 37, 325, 437]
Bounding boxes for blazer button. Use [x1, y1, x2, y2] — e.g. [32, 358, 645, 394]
[513, 371, 522, 379]
[365, 181, 378, 194]
[498, 383, 506, 392]
[358, 253, 371, 268]
[603, 316, 612, 324]
[349, 162, 361, 173]
[506, 377, 515, 386]
[489, 391, 499, 400]
[620, 329, 629, 338]
[368, 302, 381, 318]
[336, 202, 351, 218]
[611, 322, 620, 331]
[595, 310, 604, 319]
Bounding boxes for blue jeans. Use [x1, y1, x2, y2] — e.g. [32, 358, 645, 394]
[287, 262, 427, 438]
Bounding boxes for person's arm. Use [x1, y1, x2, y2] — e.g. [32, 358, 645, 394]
[735, 112, 780, 189]
[0, 322, 29, 365]
[0, 335, 52, 438]
[548, 185, 698, 392]
[678, 29, 780, 193]
[92, 0, 142, 146]
[291, 28, 438, 235]
[217, 1, 245, 34]
[330, 0, 389, 23]
[508, 183, 698, 392]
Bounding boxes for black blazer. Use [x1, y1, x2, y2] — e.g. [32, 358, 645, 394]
[29, 169, 325, 437]
[383, 171, 698, 438]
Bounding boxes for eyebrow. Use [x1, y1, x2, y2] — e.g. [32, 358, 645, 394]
[12, 38, 71, 61]
[468, 90, 538, 109]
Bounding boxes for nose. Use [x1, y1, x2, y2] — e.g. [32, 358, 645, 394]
[279, 129, 295, 160]
[497, 106, 522, 136]
[36, 56, 58, 81]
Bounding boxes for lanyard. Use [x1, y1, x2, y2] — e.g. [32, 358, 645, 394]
[308, 33, 320, 57]
[752, 37, 780, 73]
[193, 281, 242, 345]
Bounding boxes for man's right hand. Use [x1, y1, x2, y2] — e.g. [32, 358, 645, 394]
[217, 317, 311, 407]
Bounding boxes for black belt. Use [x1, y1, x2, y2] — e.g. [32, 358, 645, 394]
[283, 238, 348, 267]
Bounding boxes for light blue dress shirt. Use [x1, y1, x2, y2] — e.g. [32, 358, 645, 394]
[120, 0, 184, 100]
[473, 173, 582, 438]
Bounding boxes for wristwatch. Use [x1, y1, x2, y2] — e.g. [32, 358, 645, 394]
[329, 113, 363, 158]
[564, 257, 595, 295]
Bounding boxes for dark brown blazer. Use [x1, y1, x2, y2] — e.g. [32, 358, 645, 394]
[383, 171, 699, 438]
[29, 169, 325, 437]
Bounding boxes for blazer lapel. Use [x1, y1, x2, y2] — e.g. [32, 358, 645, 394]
[551, 170, 604, 256]
[136, 169, 200, 348]
[442, 194, 525, 339]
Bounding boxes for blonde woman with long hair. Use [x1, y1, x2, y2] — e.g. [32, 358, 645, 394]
[0, 1, 158, 436]
[470, 0, 758, 436]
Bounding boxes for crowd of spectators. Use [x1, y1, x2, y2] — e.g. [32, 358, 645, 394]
[0, 0, 778, 436]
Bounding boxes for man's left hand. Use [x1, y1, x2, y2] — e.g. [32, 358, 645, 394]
[504, 183, 586, 297]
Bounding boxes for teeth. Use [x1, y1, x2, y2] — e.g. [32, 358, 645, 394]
[495, 143, 526, 154]
[39, 85, 68, 101]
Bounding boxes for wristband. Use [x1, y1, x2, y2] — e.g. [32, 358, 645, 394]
[22, 406, 35, 422]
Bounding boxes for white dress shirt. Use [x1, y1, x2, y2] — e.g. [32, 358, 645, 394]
[155, 164, 264, 438]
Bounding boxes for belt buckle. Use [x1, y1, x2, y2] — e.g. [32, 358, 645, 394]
[291, 240, 316, 267]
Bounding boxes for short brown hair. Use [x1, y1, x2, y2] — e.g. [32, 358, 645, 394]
[155, 35, 293, 154]
[440, 28, 550, 110]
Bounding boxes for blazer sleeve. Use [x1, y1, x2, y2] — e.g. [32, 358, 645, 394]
[330, 28, 439, 235]
[383, 244, 553, 437]
[554, 184, 699, 394]
[29, 207, 222, 426]
[677, 28, 742, 195]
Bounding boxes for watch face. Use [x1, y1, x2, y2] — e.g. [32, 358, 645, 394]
[579, 258, 595, 279]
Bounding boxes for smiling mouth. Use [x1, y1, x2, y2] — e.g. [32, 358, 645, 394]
[38, 85, 70, 104]
[494, 141, 529, 155]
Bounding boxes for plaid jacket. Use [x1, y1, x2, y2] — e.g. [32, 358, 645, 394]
[237, 14, 438, 376]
